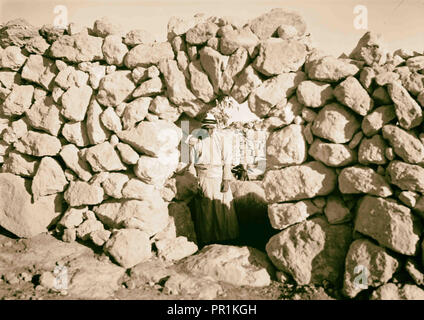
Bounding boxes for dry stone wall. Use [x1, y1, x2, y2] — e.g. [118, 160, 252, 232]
[1, 8, 424, 299]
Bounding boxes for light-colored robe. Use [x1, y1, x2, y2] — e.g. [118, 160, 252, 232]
[188, 128, 239, 244]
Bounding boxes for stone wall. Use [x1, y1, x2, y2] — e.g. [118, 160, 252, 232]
[1, 8, 424, 299]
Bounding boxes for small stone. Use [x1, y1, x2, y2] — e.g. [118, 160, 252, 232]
[25, 96, 62, 136]
[358, 135, 387, 165]
[266, 124, 307, 169]
[387, 160, 424, 193]
[263, 161, 337, 203]
[32, 157, 67, 200]
[1, 118, 28, 144]
[219, 27, 259, 56]
[124, 42, 174, 69]
[268, 200, 321, 230]
[86, 99, 111, 145]
[343, 239, 399, 298]
[89, 229, 111, 247]
[102, 172, 129, 199]
[132, 77, 164, 98]
[2, 85, 34, 116]
[185, 22, 218, 45]
[355, 196, 421, 255]
[104, 229, 152, 268]
[0, 46, 27, 71]
[253, 38, 306, 76]
[398, 191, 419, 208]
[14, 131, 61, 157]
[59, 144, 92, 182]
[338, 166, 392, 197]
[121, 97, 151, 129]
[121, 178, 160, 201]
[324, 195, 352, 224]
[55, 66, 89, 90]
[362, 105, 396, 137]
[311, 103, 360, 143]
[76, 219, 104, 241]
[308, 139, 356, 167]
[100, 107, 122, 132]
[124, 29, 156, 47]
[348, 131, 363, 149]
[155, 237, 198, 261]
[50, 32, 103, 63]
[102, 35, 128, 66]
[58, 207, 86, 229]
[307, 56, 360, 82]
[62, 228, 77, 242]
[61, 85, 92, 121]
[116, 143, 139, 165]
[84, 142, 126, 172]
[96, 71, 136, 108]
[248, 71, 306, 117]
[387, 81, 423, 130]
[62, 121, 90, 147]
[64, 180, 104, 207]
[382, 125, 424, 164]
[296, 80, 333, 108]
[334, 76, 374, 116]
[1, 151, 38, 177]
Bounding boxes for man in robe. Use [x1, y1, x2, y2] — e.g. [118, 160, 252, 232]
[187, 113, 239, 246]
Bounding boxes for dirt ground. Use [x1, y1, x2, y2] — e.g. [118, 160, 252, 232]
[0, 230, 340, 301]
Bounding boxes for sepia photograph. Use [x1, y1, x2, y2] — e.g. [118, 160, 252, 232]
[0, 0, 424, 309]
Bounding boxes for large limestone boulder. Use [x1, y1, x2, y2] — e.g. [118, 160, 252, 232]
[371, 283, 424, 300]
[333, 76, 374, 116]
[266, 124, 307, 169]
[96, 71, 136, 107]
[180, 244, 274, 287]
[343, 239, 399, 298]
[124, 42, 174, 69]
[387, 81, 423, 130]
[248, 8, 307, 40]
[307, 56, 360, 82]
[338, 166, 392, 197]
[253, 38, 306, 76]
[311, 103, 360, 143]
[308, 139, 356, 167]
[388, 161, 424, 195]
[248, 71, 306, 117]
[266, 217, 352, 285]
[0, 173, 63, 238]
[0, 19, 39, 47]
[382, 125, 424, 164]
[50, 32, 104, 63]
[117, 119, 182, 157]
[94, 199, 169, 237]
[104, 229, 152, 269]
[268, 200, 321, 230]
[355, 196, 421, 255]
[31, 157, 67, 200]
[262, 161, 337, 203]
[14, 131, 62, 157]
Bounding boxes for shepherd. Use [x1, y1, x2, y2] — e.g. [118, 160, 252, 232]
[187, 112, 240, 246]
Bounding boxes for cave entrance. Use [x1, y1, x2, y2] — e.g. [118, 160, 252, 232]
[185, 96, 277, 251]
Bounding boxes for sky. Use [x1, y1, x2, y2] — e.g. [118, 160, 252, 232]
[0, 0, 423, 57]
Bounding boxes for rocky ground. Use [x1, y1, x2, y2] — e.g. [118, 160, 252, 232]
[0, 231, 335, 300]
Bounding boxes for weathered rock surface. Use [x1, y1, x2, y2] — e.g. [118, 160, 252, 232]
[262, 161, 337, 203]
[266, 217, 352, 285]
[311, 103, 360, 143]
[355, 196, 421, 255]
[338, 166, 392, 197]
[0, 173, 62, 238]
[180, 245, 274, 287]
[343, 239, 399, 298]
[104, 229, 152, 268]
[266, 124, 307, 169]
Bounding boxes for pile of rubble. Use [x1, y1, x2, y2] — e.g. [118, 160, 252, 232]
[1, 8, 424, 299]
